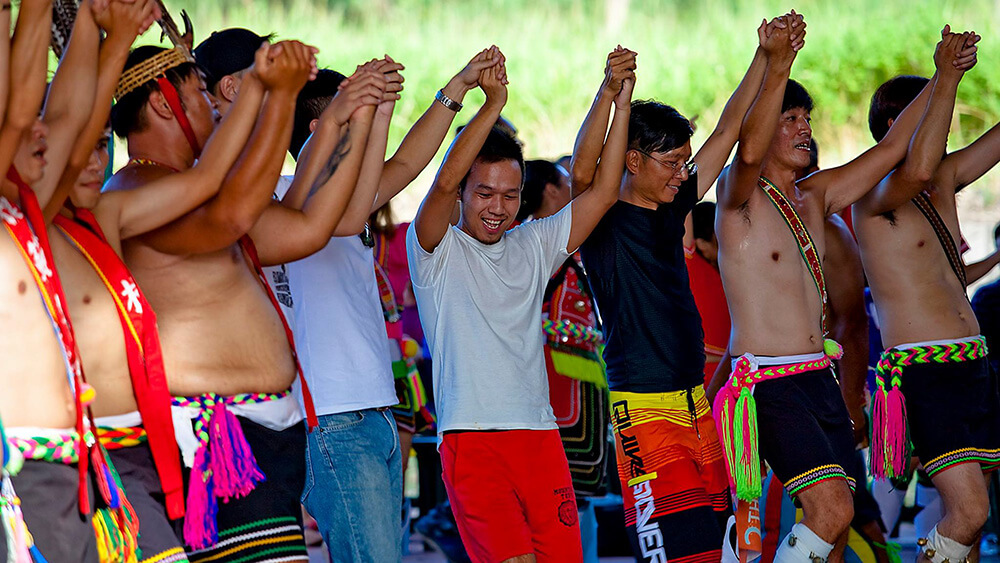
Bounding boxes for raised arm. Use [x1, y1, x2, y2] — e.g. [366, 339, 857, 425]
[375, 51, 502, 209]
[814, 28, 978, 215]
[716, 14, 797, 210]
[249, 74, 386, 265]
[327, 58, 404, 235]
[412, 57, 505, 253]
[854, 30, 972, 215]
[0, 5, 11, 132]
[132, 40, 315, 254]
[566, 55, 633, 252]
[44, 0, 157, 220]
[824, 214, 869, 446]
[0, 0, 51, 184]
[935, 121, 999, 194]
[569, 46, 635, 195]
[693, 15, 802, 199]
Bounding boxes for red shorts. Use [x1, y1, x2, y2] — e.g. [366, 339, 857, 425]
[440, 429, 583, 562]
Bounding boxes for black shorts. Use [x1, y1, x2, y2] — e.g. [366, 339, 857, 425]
[755, 368, 858, 501]
[900, 356, 1000, 477]
[181, 417, 309, 563]
[108, 441, 188, 563]
[12, 459, 98, 562]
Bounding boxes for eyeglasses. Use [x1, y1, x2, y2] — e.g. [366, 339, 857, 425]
[638, 150, 698, 177]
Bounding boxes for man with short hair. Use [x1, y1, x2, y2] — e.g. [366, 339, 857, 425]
[409, 48, 630, 563]
[573, 20, 800, 560]
[853, 28, 996, 563]
[712, 22, 974, 562]
[106, 37, 384, 562]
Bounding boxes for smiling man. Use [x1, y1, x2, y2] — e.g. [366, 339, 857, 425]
[408, 50, 630, 563]
[711, 24, 976, 562]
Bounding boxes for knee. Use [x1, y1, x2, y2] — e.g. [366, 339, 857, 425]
[802, 490, 854, 536]
[946, 495, 989, 537]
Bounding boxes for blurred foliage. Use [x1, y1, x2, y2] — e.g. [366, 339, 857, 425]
[124, 0, 1000, 211]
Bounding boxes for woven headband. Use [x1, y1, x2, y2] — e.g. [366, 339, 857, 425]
[115, 46, 195, 101]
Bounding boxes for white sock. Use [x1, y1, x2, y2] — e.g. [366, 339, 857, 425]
[774, 522, 834, 563]
[920, 525, 973, 562]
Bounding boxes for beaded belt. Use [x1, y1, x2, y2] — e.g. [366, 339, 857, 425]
[172, 390, 288, 550]
[870, 336, 988, 480]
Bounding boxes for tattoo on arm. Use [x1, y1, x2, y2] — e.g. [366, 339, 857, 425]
[308, 130, 351, 199]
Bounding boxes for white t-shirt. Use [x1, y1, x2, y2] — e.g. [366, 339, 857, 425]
[407, 205, 574, 434]
[271, 176, 397, 416]
[263, 176, 295, 322]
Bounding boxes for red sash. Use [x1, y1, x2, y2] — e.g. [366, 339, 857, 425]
[238, 235, 319, 429]
[1, 169, 91, 513]
[54, 208, 186, 519]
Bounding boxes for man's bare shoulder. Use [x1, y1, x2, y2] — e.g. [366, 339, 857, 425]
[104, 164, 174, 193]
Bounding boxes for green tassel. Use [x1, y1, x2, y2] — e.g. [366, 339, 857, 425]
[733, 387, 762, 499]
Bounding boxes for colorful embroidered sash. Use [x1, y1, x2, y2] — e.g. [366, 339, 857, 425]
[912, 192, 966, 288]
[869, 336, 988, 480]
[1, 170, 92, 513]
[238, 235, 318, 430]
[54, 208, 186, 519]
[758, 176, 830, 335]
[172, 390, 287, 549]
[713, 354, 834, 500]
[9, 434, 140, 562]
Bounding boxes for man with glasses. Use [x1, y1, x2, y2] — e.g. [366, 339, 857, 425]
[571, 17, 802, 561]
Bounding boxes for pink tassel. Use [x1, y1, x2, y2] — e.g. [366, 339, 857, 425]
[14, 505, 31, 563]
[182, 447, 218, 550]
[870, 374, 909, 480]
[208, 404, 264, 500]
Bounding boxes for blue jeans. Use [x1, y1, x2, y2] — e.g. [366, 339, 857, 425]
[303, 408, 402, 562]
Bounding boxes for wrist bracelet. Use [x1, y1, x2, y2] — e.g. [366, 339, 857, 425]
[435, 89, 463, 112]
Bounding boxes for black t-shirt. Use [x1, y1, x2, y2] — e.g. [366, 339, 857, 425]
[580, 174, 705, 393]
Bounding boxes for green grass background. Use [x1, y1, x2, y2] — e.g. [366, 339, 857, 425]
[121, 0, 999, 215]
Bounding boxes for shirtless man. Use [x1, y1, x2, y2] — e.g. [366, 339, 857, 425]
[105, 38, 384, 562]
[0, 2, 117, 560]
[40, 6, 306, 562]
[712, 20, 975, 562]
[409, 49, 630, 563]
[854, 29, 996, 563]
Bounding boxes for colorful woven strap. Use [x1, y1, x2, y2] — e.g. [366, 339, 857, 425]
[758, 176, 829, 335]
[172, 391, 285, 550]
[712, 353, 834, 500]
[97, 427, 148, 450]
[8, 432, 84, 465]
[912, 192, 966, 288]
[870, 336, 988, 481]
[542, 318, 605, 345]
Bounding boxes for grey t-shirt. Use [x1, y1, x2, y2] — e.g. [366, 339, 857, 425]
[407, 205, 574, 434]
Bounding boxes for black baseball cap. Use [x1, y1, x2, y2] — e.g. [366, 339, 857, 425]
[194, 28, 271, 92]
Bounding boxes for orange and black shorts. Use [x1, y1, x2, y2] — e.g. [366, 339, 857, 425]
[610, 386, 732, 563]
